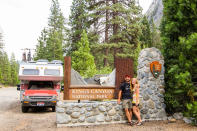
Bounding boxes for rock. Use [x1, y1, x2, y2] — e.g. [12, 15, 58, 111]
[77, 103, 83, 108]
[154, 109, 158, 113]
[97, 114, 105, 122]
[73, 107, 80, 112]
[183, 117, 192, 124]
[158, 110, 166, 118]
[159, 89, 165, 94]
[72, 119, 78, 123]
[145, 114, 150, 119]
[78, 115, 85, 123]
[148, 100, 155, 109]
[57, 101, 63, 107]
[66, 109, 72, 115]
[106, 106, 112, 111]
[173, 112, 183, 120]
[71, 112, 80, 118]
[56, 113, 71, 124]
[105, 116, 112, 122]
[56, 107, 65, 113]
[113, 115, 121, 121]
[141, 108, 148, 114]
[99, 106, 106, 112]
[167, 116, 173, 120]
[86, 106, 92, 111]
[92, 103, 98, 108]
[85, 112, 92, 117]
[115, 106, 121, 111]
[108, 108, 116, 116]
[118, 111, 124, 116]
[159, 98, 164, 103]
[80, 108, 86, 114]
[92, 108, 100, 116]
[143, 94, 150, 101]
[156, 102, 162, 109]
[87, 116, 96, 123]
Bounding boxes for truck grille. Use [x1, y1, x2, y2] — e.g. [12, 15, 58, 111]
[29, 96, 53, 100]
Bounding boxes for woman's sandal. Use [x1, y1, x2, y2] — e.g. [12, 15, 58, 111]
[128, 121, 133, 126]
[136, 122, 143, 126]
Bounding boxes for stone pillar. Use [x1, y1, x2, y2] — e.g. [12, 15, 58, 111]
[137, 47, 167, 120]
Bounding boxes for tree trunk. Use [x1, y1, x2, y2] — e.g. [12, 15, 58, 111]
[112, 0, 118, 67]
[104, 0, 109, 67]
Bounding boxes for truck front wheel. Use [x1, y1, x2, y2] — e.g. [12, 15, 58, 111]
[52, 106, 56, 112]
[22, 106, 29, 113]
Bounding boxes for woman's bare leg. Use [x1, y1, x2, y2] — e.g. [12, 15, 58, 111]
[133, 106, 142, 122]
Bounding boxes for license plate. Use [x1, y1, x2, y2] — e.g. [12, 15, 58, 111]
[37, 102, 45, 106]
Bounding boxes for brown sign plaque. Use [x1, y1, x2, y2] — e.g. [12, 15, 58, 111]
[150, 61, 162, 78]
[68, 86, 115, 100]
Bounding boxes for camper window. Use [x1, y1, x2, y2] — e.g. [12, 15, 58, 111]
[44, 69, 60, 76]
[23, 69, 39, 75]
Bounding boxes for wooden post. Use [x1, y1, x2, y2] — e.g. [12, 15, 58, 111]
[64, 56, 71, 100]
[115, 58, 134, 98]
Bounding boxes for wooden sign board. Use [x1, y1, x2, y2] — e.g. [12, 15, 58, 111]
[68, 86, 115, 100]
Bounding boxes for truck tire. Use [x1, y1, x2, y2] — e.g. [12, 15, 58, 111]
[22, 106, 28, 113]
[52, 106, 56, 112]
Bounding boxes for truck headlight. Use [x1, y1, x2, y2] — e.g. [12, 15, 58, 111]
[52, 95, 57, 99]
[23, 96, 29, 99]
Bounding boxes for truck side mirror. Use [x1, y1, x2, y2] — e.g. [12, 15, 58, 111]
[17, 84, 20, 91]
[61, 85, 64, 91]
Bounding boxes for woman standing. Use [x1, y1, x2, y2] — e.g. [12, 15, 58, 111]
[132, 78, 143, 125]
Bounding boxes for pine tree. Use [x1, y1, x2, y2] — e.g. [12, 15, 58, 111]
[34, 0, 65, 61]
[161, 0, 197, 113]
[34, 28, 48, 61]
[72, 30, 97, 78]
[68, 0, 89, 53]
[1, 52, 11, 85]
[0, 33, 3, 84]
[88, 0, 142, 67]
[140, 16, 152, 47]
[10, 53, 19, 85]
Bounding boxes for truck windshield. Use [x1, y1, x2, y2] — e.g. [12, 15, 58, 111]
[28, 81, 54, 90]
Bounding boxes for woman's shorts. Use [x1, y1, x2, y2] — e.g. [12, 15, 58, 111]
[122, 99, 133, 109]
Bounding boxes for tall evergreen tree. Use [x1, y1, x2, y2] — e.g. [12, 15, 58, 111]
[1, 52, 11, 85]
[161, 0, 197, 113]
[72, 30, 97, 77]
[140, 16, 152, 47]
[88, 0, 142, 67]
[34, 0, 65, 61]
[0, 33, 4, 84]
[68, 0, 89, 54]
[34, 28, 48, 61]
[10, 53, 19, 85]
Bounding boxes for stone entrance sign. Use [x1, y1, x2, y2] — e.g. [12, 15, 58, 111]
[137, 47, 167, 120]
[69, 86, 115, 100]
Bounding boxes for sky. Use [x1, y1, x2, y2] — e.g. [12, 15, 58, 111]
[0, 0, 153, 61]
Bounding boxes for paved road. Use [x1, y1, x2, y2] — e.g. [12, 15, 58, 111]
[0, 87, 196, 131]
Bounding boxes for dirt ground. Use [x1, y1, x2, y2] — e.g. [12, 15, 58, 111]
[0, 87, 197, 131]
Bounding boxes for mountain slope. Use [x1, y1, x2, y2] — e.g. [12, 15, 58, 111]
[146, 0, 163, 27]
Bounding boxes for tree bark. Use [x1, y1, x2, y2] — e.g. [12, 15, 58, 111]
[104, 0, 109, 67]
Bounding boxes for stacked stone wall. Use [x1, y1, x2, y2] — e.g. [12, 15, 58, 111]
[137, 47, 167, 120]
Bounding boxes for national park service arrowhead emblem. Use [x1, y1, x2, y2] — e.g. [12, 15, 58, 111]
[150, 61, 162, 78]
